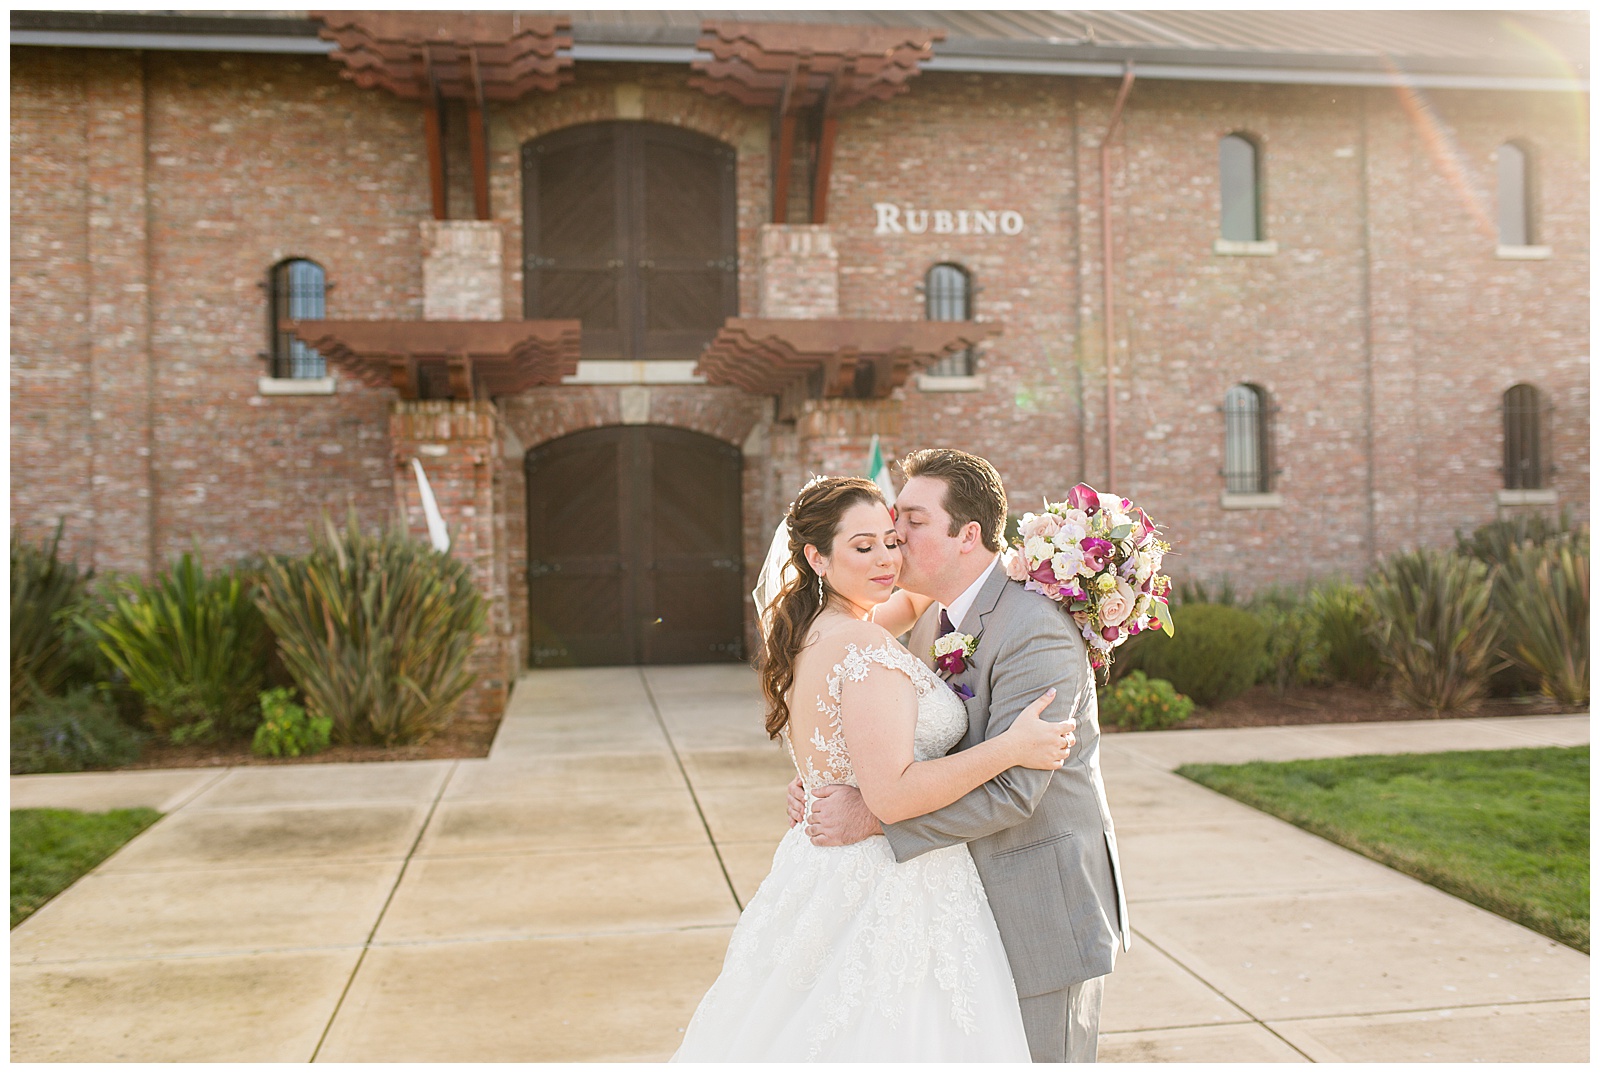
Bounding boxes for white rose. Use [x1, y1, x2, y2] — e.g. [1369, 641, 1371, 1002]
[1023, 535, 1055, 564]
[1134, 550, 1154, 581]
[1051, 548, 1084, 579]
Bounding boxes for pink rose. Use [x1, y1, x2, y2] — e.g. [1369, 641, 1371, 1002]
[1003, 550, 1031, 582]
[1098, 579, 1138, 628]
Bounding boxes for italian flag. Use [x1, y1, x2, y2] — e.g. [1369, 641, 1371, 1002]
[867, 434, 896, 506]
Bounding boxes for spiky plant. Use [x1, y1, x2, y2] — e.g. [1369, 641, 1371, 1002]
[82, 550, 269, 741]
[1306, 582, 1385, 689]
[1368, 549, 1501, 712]
[256, 512, 486, 746]
[11, 523, 96, 713]
[1492, 530, 1589, 707]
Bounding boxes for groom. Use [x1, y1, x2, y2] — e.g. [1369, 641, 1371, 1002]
[789, 448, 1129, 1062]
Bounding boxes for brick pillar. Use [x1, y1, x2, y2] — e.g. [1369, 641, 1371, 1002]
[796, 398, 903, 482]
[756, 224, 900, 493]
[421, 220, 503, 321]
[390, 399, 512, 721]
[86, 52, 155, 576]
[758, 224, 839, 318]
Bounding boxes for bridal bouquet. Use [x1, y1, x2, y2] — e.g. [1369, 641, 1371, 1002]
[1001, 483, 1174, 673]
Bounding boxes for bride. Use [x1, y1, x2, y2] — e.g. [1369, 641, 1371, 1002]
[673, 476, 1071, 1061]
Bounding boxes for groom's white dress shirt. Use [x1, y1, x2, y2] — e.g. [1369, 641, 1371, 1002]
[945, 554, 1001, 633]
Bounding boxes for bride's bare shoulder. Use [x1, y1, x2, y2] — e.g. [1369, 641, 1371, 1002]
[803, 618, 899, 663]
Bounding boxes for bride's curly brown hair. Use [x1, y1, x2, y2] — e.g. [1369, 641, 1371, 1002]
[758, 476, 889, 740]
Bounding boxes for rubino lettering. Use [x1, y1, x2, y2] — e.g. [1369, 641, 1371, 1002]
[873, 203, 1025, 236]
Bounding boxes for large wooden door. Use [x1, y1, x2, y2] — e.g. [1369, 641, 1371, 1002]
[523, 122, 738, 362]
[525, 426, 744, 667]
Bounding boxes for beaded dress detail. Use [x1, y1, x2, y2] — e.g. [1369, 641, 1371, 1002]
[672, 640, 1030, 1062]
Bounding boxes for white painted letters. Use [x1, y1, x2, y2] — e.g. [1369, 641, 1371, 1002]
[871, 203, 1026, 236]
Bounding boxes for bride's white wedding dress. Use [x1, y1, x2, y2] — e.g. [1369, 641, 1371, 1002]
[672, 640, 1032, 1062]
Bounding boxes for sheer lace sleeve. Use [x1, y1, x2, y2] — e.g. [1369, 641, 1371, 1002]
[784, 640, 949, 793]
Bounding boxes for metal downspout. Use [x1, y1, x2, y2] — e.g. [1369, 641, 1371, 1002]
[1100, 64, 1135, 490]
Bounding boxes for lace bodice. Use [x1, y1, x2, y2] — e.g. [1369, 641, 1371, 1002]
[784, 641, 970, 794]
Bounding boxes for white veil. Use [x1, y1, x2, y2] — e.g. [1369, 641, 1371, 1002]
[751, 518, 796, 639]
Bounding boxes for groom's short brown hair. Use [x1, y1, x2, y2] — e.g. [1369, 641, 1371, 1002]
[899, 448, 1008, 553]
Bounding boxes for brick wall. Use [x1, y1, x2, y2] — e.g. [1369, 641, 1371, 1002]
[11, 48, 1589, 661]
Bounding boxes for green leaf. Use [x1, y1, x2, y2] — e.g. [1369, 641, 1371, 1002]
[1153, 599, 1175, 637]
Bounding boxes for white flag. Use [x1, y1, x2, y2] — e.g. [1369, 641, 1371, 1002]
[867, 434, 896, 506]
[410, 458, 451, 553]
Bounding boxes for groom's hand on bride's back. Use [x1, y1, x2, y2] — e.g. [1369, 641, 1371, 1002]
[806, 784, 883, 846]
[785, 776, 883, 846]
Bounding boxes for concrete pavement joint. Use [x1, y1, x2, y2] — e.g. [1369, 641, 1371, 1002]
[640, 668, 746, 912]
[1129, 927, 1318, 1061]
[308, 759, 459, 1063]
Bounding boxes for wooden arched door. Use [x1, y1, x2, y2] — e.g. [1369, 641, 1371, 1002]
[522, 122, 739, 362]
[525, 426, 744, 666]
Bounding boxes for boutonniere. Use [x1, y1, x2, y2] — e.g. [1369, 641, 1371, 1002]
[932, 631, 978, 677]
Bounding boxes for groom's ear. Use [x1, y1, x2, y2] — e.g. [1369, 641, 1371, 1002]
[958, 519, 985, 553]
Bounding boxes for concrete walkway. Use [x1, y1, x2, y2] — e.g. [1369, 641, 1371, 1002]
[9, 666, 1589, 1062]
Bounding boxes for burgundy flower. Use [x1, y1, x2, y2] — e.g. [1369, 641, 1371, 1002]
[1131, 508, 1154, 542]
[1101, 625, 1121, 642]
[1066, 483, 1101, 514]
[1081, 537, 1114, 572]
[1029, 561, 1059, 585]
[936, 650, 968, 676]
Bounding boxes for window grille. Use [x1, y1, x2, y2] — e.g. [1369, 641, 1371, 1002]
[924, 263, 974, 376]
[1219, 134, 1262, 242]
[1496, 142, 1532, 246]
[1222, 384, 1271, 493]
[269, 259, 327, 379]
[1503, 383, 1543, 489]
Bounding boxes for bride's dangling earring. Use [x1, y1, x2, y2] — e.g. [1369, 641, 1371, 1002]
[817, 574, 826, 603]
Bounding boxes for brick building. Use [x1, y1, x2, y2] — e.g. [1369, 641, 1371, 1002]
[10, 11, 1590, 713]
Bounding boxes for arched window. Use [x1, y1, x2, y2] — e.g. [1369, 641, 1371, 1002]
[1496, 141, 1534, 247]
[268, 259, 326, 378]
[1219, 133, 1262, 242]
[924, 263, 974, 376]
[1503, 383, 1544, 489]
[1223, 383, 1271, 493]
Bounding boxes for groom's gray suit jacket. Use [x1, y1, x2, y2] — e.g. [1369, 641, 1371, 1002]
[885, 566, 1130, 999]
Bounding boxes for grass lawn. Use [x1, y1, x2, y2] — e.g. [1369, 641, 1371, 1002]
[11, 808, 162, 928]
[1177, 746, 1589, 953]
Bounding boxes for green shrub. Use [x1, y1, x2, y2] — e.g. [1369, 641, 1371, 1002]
[1491, 531, 1588, 707]
[1305, 582, 1384, 689]
[257, 513, 487, 746]
[1174, 576, 1239, 606]
[10, 524, 99, 713]
[1132, 603, 1267, 706]
[1100, 671, 1194, 730]
[1456, 509, 1578, 569]
[11, 688, 145, 774]
[251, 687, 332, 758]
[81, 551, 269, 743]
[1369, 548, 1501, 712]
[1248, 588, 1327, 694]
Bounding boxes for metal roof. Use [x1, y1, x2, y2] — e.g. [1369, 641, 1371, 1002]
[10, 9, 1589, 90]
